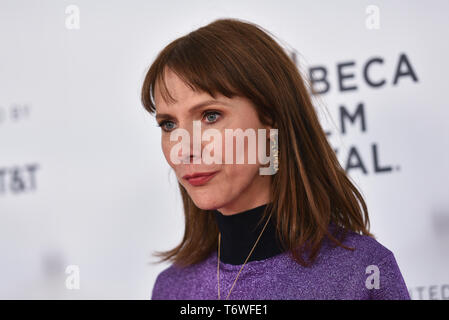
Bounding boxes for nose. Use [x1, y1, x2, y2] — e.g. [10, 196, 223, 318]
[181, 150, 199, 164]
[175, 124, 202, 164]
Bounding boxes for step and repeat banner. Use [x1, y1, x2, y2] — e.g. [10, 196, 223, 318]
[0, 0, 448, 299]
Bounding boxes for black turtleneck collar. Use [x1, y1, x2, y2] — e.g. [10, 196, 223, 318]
[213, 202, 285, 265]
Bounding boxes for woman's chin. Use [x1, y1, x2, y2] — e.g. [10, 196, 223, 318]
[189, 194, 224, 211]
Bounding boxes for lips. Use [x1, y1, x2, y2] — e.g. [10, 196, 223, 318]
[182, 171, 219, 186]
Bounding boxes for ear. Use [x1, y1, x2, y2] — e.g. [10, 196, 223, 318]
[263, 122, 277, 139]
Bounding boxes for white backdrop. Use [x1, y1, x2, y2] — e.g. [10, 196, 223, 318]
[0, 0, 448, 299]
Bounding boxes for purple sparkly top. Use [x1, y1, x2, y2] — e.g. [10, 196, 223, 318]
[151, 229, 410, 300]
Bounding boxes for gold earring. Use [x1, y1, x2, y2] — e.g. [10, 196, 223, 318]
[270, 132, 279, 173]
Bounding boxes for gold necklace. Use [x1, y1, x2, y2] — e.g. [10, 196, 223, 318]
[217, 212, 272, 300]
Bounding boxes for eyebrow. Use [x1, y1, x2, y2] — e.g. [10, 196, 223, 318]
[155, 99, 229, 121]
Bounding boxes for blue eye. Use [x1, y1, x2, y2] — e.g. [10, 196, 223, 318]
[157, 121, 176, 132]
[156, 111, 221, 132]
[204, 111, 221, 123]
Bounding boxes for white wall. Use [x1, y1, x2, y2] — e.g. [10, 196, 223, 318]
[0, 0, 448, 299]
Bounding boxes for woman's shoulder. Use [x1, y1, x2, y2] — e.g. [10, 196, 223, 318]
[151, 263, 190, 300]
[319, 225, 410, 299]
[150, 263, 187, 300]
[150, 253, 215, 299]
[153, 263, 181, 285]
[324, 223, 395, 264]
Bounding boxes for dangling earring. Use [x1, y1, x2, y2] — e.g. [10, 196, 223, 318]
[270, 131, 279, 174]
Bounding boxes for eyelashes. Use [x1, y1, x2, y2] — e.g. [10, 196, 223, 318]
[157, 110, 222, 132]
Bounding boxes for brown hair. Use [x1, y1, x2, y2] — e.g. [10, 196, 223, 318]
[141, 18, 373, 268]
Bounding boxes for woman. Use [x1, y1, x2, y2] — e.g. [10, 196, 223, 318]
[141, 18, 410, 300]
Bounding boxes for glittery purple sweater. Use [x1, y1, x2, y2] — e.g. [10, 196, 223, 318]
[151, 229, 410, 300]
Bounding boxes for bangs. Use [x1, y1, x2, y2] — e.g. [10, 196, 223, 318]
[142, 34, 244, 114]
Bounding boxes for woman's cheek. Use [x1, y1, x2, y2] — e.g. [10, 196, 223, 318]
[161, 137, 175, 168]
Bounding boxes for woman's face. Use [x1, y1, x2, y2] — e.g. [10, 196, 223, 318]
[154, 68, 272, 215]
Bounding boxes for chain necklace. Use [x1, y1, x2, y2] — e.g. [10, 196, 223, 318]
[216, 212, 273, 300]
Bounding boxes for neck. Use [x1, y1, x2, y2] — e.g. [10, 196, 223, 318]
[213, 202, 285, 265]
